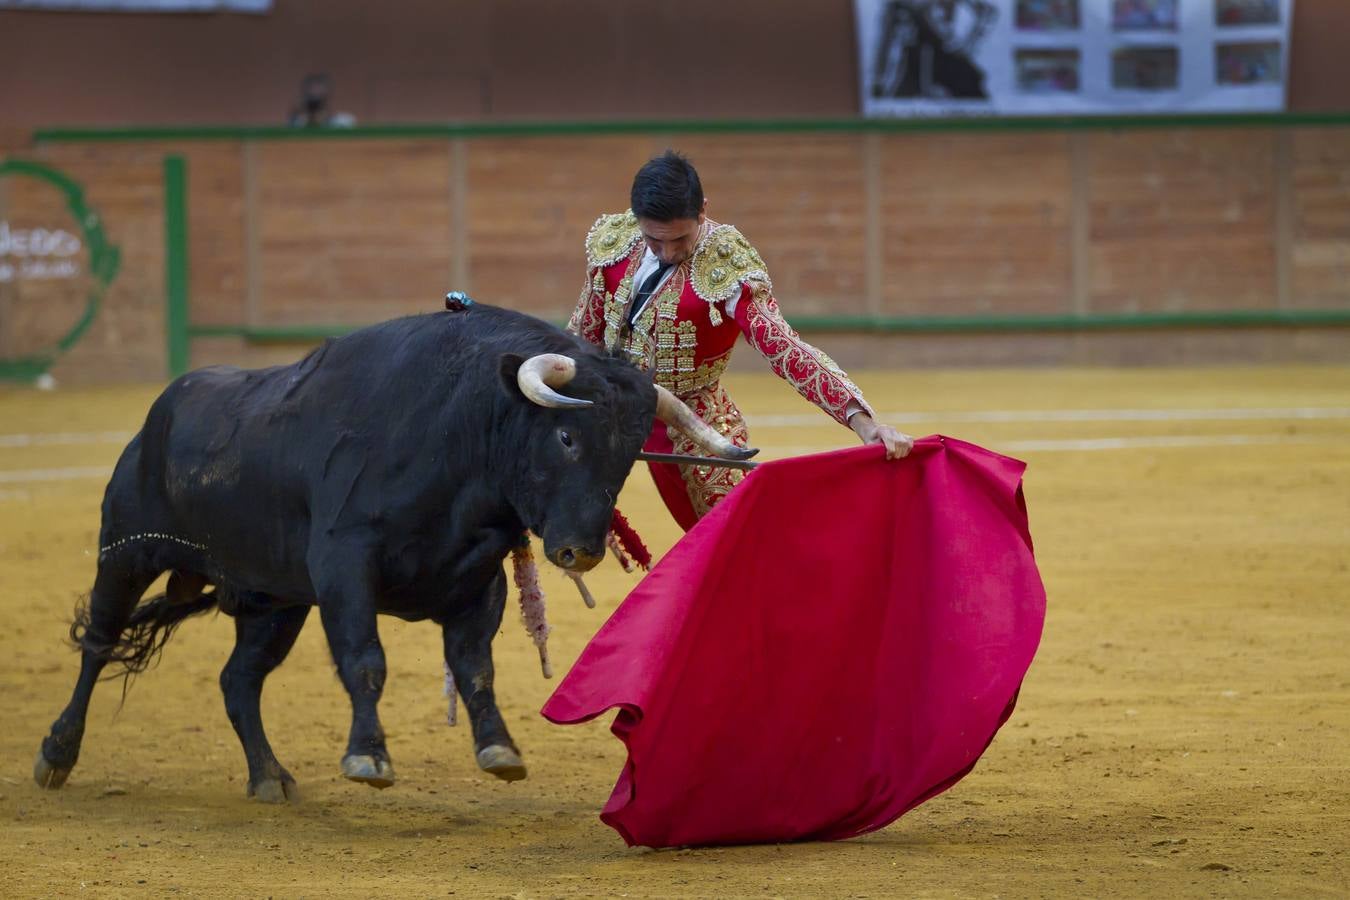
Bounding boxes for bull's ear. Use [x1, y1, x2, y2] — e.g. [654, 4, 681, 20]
[498, 352, 526, 400]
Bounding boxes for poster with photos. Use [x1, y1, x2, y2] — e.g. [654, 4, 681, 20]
[856, 0, 1293, 116]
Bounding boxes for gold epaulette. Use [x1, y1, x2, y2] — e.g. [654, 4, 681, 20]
[585, 210, 642, 269]
[690, 224, 771, 305]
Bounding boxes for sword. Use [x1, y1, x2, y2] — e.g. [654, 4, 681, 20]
[636, 451, 760, 471]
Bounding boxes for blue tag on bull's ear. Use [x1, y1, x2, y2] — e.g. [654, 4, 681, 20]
[445, 291, 475, 312]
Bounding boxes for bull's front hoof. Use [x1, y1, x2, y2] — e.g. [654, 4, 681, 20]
[476, 745, 527, 782]
[34, 751, 71, 790]
[341, 754, 395, 789]
[249, 773, 301, 804]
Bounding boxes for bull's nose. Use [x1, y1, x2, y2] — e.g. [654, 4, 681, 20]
[551, 546, 603, 573]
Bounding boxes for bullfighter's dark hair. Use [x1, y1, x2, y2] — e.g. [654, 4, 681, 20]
[630, 150, 704, 221]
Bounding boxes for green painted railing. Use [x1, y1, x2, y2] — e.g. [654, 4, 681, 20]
[31, 111, 1350, 144]
[185, 308, 1350, 346]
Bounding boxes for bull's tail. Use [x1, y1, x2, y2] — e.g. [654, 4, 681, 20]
[70, 577, 220, 687]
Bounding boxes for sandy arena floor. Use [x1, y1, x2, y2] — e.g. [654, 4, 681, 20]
[1, 366, 1348, 898]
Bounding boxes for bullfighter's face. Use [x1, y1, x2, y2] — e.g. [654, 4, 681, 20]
[637, 204, 707, 266]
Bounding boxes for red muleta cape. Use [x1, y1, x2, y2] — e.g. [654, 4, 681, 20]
[541, 437, 1046, 848]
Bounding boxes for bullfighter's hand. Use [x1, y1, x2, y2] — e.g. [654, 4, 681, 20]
[849, 413, 913, 460]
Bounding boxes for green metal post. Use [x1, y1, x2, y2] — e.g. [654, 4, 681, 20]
[163, 155, 190, 378]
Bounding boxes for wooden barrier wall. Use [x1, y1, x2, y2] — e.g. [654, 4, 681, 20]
[2, 143, 168, 381]
[10, 124, 1350, 382]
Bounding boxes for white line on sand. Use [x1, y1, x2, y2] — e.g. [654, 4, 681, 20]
[0, 466, 112, 484]
[747, 407, 1350, 428]
[995, 434, 1336, 452]
[772, 433, 1340, 456]
[0, 417, 1343, 489]
[0, 430, 134, 448]
[2, 408, 1348, 450]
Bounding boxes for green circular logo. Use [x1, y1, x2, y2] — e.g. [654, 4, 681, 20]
[0, 158, 120, 381]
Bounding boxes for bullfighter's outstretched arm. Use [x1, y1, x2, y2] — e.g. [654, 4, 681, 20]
[730, 283, 910, 458]
[730, 278, 876, 427]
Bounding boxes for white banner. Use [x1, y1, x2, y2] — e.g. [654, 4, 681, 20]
[0, 1, 270, 11]
[857, 0, 1293, 116]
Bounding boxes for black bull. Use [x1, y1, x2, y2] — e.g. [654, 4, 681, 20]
[34, 304, 752, 802]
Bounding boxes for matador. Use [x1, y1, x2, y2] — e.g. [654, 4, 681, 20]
[568, 151, 912, 530]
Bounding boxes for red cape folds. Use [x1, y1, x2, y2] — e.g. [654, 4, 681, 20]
[541, 437, 1046, 848]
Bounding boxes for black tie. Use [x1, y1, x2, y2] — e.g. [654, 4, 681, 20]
[629, 262, 673, 326]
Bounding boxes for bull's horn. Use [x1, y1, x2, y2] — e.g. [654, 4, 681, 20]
[517, 354, 594, 409]
[654, 384, 759, 461]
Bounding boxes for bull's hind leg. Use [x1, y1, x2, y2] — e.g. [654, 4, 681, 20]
[220, 603, 310, 803]
[35, 557, 161, 789]
[443, 570, 526, 781]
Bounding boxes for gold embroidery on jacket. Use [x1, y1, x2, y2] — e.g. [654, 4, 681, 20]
[585, 211, 641, 269]
[690, 224, 770, 309]
[602, 244, 644, 358]
[566, 269, 607, 343]
[605, 258, 693, 374]
[667, 384, 750, 518]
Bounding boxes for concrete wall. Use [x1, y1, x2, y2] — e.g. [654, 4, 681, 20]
[1, 0, 1347, 129]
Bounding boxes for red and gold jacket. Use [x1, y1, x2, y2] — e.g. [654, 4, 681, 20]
[567, 210, 874, 519]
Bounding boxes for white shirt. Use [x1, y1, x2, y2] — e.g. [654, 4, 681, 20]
[628, 246, 747, 325]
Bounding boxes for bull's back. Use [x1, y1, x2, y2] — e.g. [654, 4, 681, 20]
[119, 306, 585, 516]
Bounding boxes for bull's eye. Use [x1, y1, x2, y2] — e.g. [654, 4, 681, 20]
[559, 430, 573, 448]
